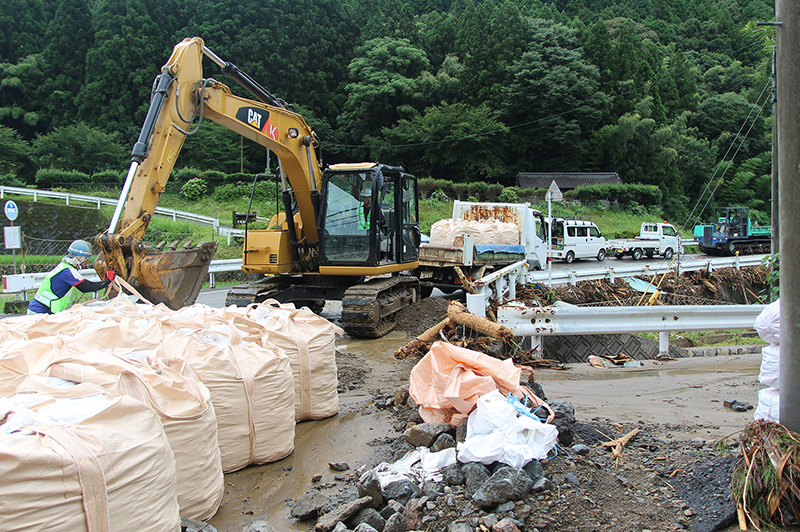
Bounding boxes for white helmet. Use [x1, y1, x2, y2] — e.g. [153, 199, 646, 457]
[67, 239, 92, 259]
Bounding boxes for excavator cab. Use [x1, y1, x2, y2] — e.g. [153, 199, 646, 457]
[318, 163, 420, 272]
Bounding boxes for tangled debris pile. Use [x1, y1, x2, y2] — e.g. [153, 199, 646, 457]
[731, 420, 800, 530]
[515, 266, 768, 307]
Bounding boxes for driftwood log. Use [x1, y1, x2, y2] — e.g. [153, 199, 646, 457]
[447, 301, 513, 343]
[394, 318, 454, 359]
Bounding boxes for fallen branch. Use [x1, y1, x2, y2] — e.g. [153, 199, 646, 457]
[601, 428, 641, 461]
[447, 301, 513, 343]
[394, 318, 454, 359]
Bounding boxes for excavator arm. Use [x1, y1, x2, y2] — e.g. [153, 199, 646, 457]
[95, 37, 322, 308]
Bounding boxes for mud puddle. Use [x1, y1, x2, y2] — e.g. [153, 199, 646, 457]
[534, 352, 763, 440]
[208, 331, 415, 532]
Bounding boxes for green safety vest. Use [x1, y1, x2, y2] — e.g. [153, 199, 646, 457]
[33, 261, 81, 313]
[357, 202, 369, 230]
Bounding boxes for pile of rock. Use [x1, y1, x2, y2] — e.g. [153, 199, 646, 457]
[289, 383, 579, 532]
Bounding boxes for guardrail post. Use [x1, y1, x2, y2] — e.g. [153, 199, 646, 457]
[569, 270, 577, 285]
[66, 194, 70, 206]
[508, 272, 517, 301]
[209, 272, 216, 288]
[466, 290, 486, 318]
[659, 331, 669, 356]
[608, 267, 615, 283]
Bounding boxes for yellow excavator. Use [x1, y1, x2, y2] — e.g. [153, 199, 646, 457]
[95, 37, 421, 337]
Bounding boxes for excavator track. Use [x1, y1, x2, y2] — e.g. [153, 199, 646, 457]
[224, 277, 326, 314]
[341, 276, 420, 338]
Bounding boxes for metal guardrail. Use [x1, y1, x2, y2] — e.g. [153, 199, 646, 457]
[0, 186, 221, 231]
[498, 302, 765, 336]
[463, 254, 767, 316]
[2, 258, 246, 296]
[497, 302, 766, 355]
[527, 254, 765, 286]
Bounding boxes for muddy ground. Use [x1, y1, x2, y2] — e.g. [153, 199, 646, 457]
[205, 281, 785, 532]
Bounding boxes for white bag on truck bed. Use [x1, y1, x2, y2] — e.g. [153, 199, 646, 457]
[0, 387, 180, 532]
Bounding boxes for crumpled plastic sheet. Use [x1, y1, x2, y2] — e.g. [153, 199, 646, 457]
[372, 446, 457, 487]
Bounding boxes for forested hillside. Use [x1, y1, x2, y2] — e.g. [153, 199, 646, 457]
[0, 0, 775, 223]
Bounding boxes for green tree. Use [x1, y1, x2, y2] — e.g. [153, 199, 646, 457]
[39, 0, 93, 128]
[501, 20, 604, 172]
[368, 102, 508, 182]
[456, 0, 526, 109]
[30, 122, 126, 175]
[693, 92, 769, 162]
[0, 124, 32, 178]
[0, 54, 44, 138]
[0, 0, 48, 63]
[337, 37, 431, 146]
[76, 0, 181, 136]
[586, 99, 681, 194]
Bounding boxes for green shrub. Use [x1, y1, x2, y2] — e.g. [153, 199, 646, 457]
[569, 183, 663, 207]
[467, 182, 489, 201]
[35, 168, 91, 189]
[91, 169, 124, 185]
[0, 174, 26, 187]
[170, 167, 202, 192]
[498, 186, 519, 203]
[180, 178, 208, 200]
[200, 170, 228, 188]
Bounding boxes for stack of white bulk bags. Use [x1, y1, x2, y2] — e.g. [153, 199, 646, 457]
[754, 299, 780, 422]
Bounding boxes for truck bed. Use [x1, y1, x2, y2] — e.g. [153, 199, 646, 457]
[418, 242, 525, 267]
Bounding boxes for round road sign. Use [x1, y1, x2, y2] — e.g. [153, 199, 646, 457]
[4, 200, 19, 222]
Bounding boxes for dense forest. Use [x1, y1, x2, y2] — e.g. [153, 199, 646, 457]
[0, 0, 775, 224]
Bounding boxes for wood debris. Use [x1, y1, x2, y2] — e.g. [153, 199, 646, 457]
[600, 427, 641, 462]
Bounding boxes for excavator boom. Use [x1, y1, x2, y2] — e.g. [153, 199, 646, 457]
[95, 37, 321, 309]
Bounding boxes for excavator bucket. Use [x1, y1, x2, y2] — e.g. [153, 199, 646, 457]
[96, 237, 218, 310]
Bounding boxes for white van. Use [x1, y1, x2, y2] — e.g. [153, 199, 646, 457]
[550, 218, 607, 263]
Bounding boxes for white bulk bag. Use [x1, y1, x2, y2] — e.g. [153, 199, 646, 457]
[243, 301, 341, 421]
[43, 353, 224, 521]
[481, 220, 502, 245]
[0, 388, 179, 532]
[451, 219, 484, 245]
[754, 387, 780, 422]
[759, 344, 780, 389]
[429, 219, 455, 246]
[162, 323, 296, 473]
[754, 299, 780, 345]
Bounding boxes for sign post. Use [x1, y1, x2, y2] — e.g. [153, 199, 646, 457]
[4, 200, 20, 274]
[545, 181, 563, 287]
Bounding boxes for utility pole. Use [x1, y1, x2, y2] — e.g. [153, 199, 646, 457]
[776, 0, 800, 431]
[771, 47, 779, 293]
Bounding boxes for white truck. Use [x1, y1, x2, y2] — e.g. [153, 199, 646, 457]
[607, 222, 681, 260]
[416, 201, 548, 297]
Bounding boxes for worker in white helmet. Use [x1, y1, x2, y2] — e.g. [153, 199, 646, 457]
[27, 239, 116, 314]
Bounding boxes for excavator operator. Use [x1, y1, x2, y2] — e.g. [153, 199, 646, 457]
[357, 188, 372, 231]
[27, 239, 116, 315]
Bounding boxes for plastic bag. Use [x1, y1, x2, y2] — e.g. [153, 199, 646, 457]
[457, 390, 559, 468]
[409, 342, 553, 427]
